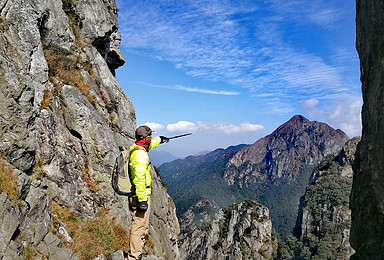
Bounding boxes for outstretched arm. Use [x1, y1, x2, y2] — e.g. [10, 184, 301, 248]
[149, 136, 162, 150]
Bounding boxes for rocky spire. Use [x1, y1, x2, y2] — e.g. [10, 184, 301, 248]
[179, 199, 278, 260]
[350, 0, 384, 258]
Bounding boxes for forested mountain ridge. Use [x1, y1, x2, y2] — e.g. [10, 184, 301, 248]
[159, 144, 249, 232]
[160, 144, 248, 183]
[277, 137, 359, 259]
[160, 115, 350, 238]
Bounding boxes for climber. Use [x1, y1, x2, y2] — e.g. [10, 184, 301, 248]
[127, 125, 169, 260]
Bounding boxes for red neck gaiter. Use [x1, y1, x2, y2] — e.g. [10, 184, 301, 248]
[135, 136, 152, 152]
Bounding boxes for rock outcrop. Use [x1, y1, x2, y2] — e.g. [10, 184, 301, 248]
[0, 160, 78, 260]
[179, 199, 277, 260]
[0, 0, 179, 259]
[289, 137, 360, 259]
[350, 0, 384, 259]
[179, 199, 219, 234]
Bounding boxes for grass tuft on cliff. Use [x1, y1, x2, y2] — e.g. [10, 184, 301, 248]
[0, 156, 20, 199]
[42, 43, 98, 107]
[51, 202, 130, 259]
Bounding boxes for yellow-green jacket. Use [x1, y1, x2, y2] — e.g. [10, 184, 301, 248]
[129, 136, 161, 202]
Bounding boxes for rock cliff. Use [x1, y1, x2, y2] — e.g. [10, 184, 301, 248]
[350, 0, 384, 259]
[0, 0, 179, 259]
[279, 137, 360, 259]
[179, 199, 278, 260]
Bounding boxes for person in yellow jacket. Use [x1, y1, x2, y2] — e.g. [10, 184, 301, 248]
[128, 125, 169, 260]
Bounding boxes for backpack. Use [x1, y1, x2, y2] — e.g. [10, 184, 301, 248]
[111, 146, 145, 196]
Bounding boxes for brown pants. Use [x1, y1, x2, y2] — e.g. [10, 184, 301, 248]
[128, 196, 151, 259]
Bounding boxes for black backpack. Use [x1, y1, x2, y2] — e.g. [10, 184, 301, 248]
[111, 146, 145, 196]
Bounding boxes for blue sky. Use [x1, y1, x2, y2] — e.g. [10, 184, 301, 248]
[115, 0, 361, 158]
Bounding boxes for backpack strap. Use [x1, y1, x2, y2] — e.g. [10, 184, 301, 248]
[121, 146, 146, 170]
[129, 146, 149, 170]
[130, 145, 146, 155]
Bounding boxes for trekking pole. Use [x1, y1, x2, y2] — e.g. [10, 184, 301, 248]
[168, 133, 192, 140]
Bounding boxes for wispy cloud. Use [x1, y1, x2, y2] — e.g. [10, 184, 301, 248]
[117, 0, 359, 114]
[141, 122, 165, 132]
[267, 0, 342, 25]
[167, 121, 199, 133]
[130, 81, 239, 96]
[301, 98, 320, 110]
[175, 85, 239, 95]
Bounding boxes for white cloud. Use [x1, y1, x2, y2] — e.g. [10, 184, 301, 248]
[167, 121, 198, 133]
[301, 97, 362, 138]
[141, 122, 165, 132]
[264, 97, 295, 115]
[301, 98, 320, 110]
[329, 99, 362, 137]
[308, 8, 340, 27]
[166, 120, 264, 135]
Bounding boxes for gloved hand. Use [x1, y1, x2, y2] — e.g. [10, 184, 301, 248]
[160, 136, 169, 143]
[138, 201, 148, 211]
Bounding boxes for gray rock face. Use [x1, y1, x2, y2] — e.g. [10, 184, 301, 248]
[0, 0, 48, 172]
[0, 0, 179, 259]
[44, 0, 76, 49]
[350, 0, 384, 259]
[179, 199, 218, 233]
[0, 191, 29, 256]
[107, 250, 124, 260]
[0, 161, 77, 259]
[149, 169, 180, 259]
[179, 200, 277, 260]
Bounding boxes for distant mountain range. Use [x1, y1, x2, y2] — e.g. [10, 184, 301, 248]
[149, 150, 179, 167]
[159, 115, 350, 238]
[149, 148, 234, 167]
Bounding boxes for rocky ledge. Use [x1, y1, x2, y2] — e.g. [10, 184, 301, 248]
[179, 199, 278, 260]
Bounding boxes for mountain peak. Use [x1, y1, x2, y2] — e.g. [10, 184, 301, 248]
[273, 115, 310, 133]
[290, 114, 308, 122]
[271, 115, 347, 141]
[226, 116, 349, 184]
